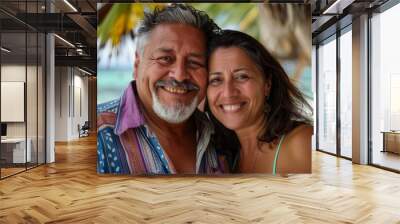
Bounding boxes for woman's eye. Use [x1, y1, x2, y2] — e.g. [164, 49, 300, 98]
[209, 78, 222, 86]
[235, 74, 249, 81]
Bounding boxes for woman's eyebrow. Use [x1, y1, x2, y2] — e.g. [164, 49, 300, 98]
[233, 68, 249, 73]
[209, 72, 222, 76]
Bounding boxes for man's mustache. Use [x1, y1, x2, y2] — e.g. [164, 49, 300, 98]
[155, 79, 199, 91]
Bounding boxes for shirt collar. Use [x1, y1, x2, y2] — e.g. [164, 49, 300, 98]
[115, 81, 145, 135]
[114, 81, 215, 138]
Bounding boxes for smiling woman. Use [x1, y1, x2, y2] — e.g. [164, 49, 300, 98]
[208, 47, 269, 131]
[206, 30, 313, 174]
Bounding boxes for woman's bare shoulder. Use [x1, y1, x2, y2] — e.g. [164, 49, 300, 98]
[286, 124, 313, 145]
[279, 124, 313, 173]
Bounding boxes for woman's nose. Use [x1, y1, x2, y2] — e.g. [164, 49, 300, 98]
[221, 80, 239, 98]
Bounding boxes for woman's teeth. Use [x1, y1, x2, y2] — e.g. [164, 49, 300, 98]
[221, 104, 242, 112]
[164, 86, 188, 94]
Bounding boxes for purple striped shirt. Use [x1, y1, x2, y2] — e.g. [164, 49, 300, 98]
[97, 81, 225, 174]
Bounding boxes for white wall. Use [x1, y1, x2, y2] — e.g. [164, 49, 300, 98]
[54, 67, 89, 141]
[55, 66, 69, 141]
[74, 73, 89, 137]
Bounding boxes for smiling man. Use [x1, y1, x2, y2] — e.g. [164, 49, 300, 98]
[97, 4, 223, 174]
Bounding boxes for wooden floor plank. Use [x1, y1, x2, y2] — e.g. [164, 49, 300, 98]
[0, 135, 399, 223]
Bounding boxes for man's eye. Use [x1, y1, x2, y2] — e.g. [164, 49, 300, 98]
[187, 60, 204, 69]
[157, 56, 173, 64]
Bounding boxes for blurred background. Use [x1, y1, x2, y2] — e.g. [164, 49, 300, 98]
[97, 3, 312, 106]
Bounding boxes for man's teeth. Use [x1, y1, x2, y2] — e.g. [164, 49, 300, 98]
[164, 87, 188, 94]
[222, 104, 241, 112]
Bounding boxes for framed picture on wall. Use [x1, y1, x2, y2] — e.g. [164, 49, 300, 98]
[96, 3, 313, 175]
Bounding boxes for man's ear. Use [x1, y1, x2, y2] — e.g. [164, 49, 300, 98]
[134, 51, 140, 80]
[264, 78, 271, 97]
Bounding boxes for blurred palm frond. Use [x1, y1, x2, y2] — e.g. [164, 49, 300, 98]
[97, 3, 164, 48]
[98, 3, 261, 48]
[191, 3, 260, 40]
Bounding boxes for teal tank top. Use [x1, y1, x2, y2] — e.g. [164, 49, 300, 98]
[272, 135, 286, 175]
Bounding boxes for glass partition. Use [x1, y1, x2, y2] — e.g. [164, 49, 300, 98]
[27, 31, 38, 169]
[0, 0, 46, 179]
[1, 30, 27, 177]
[38, 32, 45, 165]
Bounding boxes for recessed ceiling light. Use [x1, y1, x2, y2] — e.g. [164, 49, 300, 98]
[1, 47, 11, 53]
[63, 0, 78, 12]
[78, 67, 92, 76]
[323, 0, 354, 15]
[54, 34, 75, 48]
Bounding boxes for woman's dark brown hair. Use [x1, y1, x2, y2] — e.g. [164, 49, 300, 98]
[205, 30, 312, 171]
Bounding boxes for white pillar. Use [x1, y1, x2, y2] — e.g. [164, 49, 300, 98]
[46, 32, 55, 163]
[352, 14, 369, 164]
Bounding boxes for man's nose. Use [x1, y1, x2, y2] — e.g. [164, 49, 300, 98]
[169, 60, 188, 82]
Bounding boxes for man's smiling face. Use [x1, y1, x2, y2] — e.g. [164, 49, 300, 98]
[134, 23, 208, 123]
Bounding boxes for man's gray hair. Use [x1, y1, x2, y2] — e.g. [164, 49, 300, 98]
[135, 4, 221, 55]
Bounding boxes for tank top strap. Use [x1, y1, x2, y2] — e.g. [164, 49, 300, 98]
[272, 135, 286, 175]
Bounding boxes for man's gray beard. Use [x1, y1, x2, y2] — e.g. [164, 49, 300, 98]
[151, 90, 198, 124]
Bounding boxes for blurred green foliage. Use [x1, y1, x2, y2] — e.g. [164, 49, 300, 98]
[97, 4, 164, 47]
[190, 3, 260, 40]
[97, 3, 260, 48]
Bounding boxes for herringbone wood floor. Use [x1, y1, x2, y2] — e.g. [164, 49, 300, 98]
[1, 135, 400, 223]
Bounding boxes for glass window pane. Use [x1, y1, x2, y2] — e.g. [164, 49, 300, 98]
[371, 3, 400, 171]
[312, 45, 317, 150]
[317, 37, 337, 154]
[340, 29, 352, 158]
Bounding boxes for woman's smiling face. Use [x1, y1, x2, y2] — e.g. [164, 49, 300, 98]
[207, 47, 270, 131]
